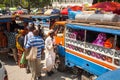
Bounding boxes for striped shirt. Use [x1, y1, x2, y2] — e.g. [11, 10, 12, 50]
[25, 36, 44, 58]
[24, 31, 34, 47]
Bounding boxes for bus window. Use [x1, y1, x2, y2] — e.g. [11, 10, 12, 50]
[53, 24, 64, 37]
[54, 25, 64, 33]
[57, 25, 64, 34]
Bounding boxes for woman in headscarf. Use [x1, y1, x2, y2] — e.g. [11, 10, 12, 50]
[16, 30, 27, 68]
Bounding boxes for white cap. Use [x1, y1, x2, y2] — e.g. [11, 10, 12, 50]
[49, 29, 54, 34]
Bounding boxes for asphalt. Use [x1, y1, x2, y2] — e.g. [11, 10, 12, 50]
[1, 56, 79, 80]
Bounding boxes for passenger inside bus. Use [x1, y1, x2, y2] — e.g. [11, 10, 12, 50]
[67, 27, 120, 49]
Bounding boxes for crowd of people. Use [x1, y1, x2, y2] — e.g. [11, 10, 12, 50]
[2, 21, 57, 80]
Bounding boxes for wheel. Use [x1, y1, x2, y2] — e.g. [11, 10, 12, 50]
[55, 56, 66, 72]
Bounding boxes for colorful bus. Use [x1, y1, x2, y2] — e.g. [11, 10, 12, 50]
[52, 17, 120, 79]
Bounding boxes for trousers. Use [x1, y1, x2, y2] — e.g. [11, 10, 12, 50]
[29, 58, 41, 80]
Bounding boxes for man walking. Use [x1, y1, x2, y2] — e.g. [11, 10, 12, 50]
[25, 30, 44, 80]
[45, 29, 56, 76]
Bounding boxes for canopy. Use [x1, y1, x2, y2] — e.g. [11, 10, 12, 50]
[96, 69, 120, 80]
[90, 1, 120, 14]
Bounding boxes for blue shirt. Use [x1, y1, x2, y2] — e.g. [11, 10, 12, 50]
[25, 36, 44, 58]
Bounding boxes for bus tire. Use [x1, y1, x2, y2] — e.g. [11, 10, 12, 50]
[55, 56, 66, 72]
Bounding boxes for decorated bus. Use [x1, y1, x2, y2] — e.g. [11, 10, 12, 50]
[52, 13, 120, 80]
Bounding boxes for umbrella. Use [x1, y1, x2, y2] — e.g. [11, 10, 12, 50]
[90, 1, 120, 12]
[96, 69, 120, 80]
[61, 6, 82, 15]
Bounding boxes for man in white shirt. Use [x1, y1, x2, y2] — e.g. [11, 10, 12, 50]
[45, 29, 56, 76]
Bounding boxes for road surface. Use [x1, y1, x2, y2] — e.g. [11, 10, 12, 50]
[2, 56, 79, 80]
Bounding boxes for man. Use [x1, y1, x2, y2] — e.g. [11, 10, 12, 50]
[45, 29, 56, 76]
[24, 22, 35, 73]
[25, 30, 44, 80]
[34, 23, 44, 39]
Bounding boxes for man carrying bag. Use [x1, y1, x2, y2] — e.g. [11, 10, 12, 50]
[25, 30, 44, 80]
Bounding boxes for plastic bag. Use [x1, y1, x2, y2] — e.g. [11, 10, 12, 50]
[20, 52, 26, 64]
[26, 47, 37, 61]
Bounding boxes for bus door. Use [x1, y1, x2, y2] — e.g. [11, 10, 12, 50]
[53, 23, 65, 57]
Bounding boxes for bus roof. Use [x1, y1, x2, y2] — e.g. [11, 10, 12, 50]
[0, 15, 32, 22]
[31, 14, 59, 19]
[0, 15, 13, 22]
[66, 23, 120, 35]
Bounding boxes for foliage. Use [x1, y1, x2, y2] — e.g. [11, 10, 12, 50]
[1, 0, 120, 8]
[93, 0, 120, 4]
[25, 0, 51, 8]
[0, 0, 51, 8]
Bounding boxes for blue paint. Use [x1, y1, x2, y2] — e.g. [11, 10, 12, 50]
[65, 52, 110, 76]
[0, 18, 11, 22]
[57, 45, 65, 57]
[23, 18, 32, 22]
[96, 69, 120, 80]
[68, 10, 82, 20]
